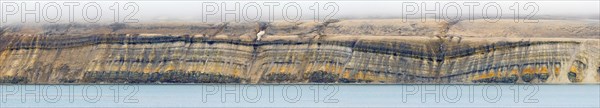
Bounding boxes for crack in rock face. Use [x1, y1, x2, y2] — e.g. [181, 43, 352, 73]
[0, 19, 598, 84]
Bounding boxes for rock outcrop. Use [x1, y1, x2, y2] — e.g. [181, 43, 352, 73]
[0, 19, 598, 84]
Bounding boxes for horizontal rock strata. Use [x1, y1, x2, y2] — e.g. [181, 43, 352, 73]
[0, 19, 598, 84]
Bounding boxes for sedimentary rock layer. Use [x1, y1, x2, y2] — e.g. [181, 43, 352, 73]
[0, 19, 598, 84]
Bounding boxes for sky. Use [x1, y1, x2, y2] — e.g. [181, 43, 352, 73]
[0, 1, 598, 24]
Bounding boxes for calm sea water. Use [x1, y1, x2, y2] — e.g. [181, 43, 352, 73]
[0, 84, 598, 107]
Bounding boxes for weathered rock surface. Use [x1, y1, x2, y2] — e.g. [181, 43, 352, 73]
[0, 19, 598, 84]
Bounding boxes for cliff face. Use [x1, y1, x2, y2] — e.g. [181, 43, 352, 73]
[0, 19, 598, 84]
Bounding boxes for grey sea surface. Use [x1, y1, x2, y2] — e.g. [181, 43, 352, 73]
[0, 84, 598, 107]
